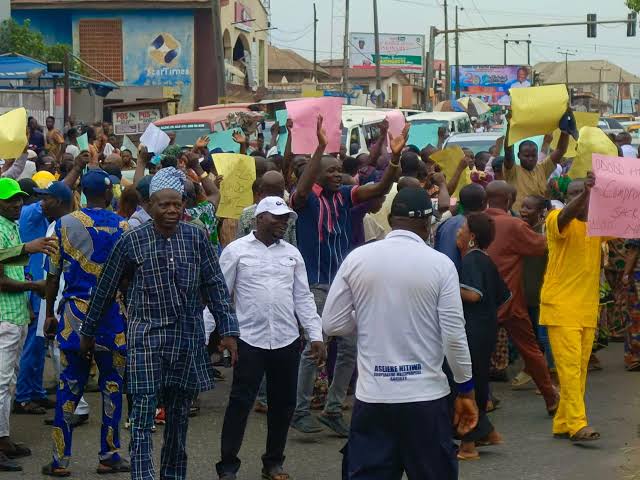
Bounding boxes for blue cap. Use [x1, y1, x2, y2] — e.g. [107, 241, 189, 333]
[81, 169, 113, 194]
[33, 181, 73, 205]
[136, 175, 153, 201]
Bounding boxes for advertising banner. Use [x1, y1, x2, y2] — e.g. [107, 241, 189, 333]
[350, 33, 424, 72]
[451, 65, 532, 105]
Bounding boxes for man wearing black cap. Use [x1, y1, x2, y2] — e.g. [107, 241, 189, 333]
[14, 182, 73, 417]
[42, 169, 130, 476]
[128, 175, 153, 228]
[323, 187, 478, 480]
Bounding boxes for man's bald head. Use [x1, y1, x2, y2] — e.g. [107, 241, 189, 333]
[397, 176, 422, 192]
[260, 170, 285, 198]
[459, 183, 487, 213]
[486, 180, 515, 211]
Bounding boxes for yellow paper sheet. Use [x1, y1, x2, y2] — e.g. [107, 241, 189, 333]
[569, 126, 618, 179]
[0, 108, 27, 160]
[430, 145, 469, 196]
[212, 153, 257, 219]
[550, 112, 599, 158]
[509, 85, 569, 146]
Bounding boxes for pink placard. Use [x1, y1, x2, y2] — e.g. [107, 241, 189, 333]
[385, 110, 406, 152]
[286, 97, 343, 155]
[588, 153, 640, 238]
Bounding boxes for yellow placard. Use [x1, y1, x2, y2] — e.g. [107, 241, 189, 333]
[509, 84, 569, 146]
[550, 112, 599, 158]
[569, 126, 618, 179]
[430, 145, 469, 196]
[212, 153, 257, 219]
[0, 108, 27, 160]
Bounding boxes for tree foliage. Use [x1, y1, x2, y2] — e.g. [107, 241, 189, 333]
[0, 19, 72, 63]
[628, 0, 640, 12]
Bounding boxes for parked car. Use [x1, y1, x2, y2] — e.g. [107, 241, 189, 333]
[407, 112, 472, 134]
[442, 132, 502, 155]
[598, 117, 625, 136]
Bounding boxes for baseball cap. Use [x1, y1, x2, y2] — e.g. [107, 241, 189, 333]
[390, 187, 433, 218]
[32, 171, 56, 189]
[81, 169, 113, 194]
[18, 178, 37, 198]
[0, 178, 28, 200]
[33, 181, 73, 205]
[26, 149, 37, 160]
[254, 196, 298, 221]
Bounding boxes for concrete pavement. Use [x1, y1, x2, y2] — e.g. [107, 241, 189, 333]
[10, 343, 640, 479]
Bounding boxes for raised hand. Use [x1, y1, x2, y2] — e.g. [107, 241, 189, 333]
[232, 130, 247, 146]
[316, 115, 328, 148]
[195, 136, 210, 149]
[389, 123, 409, 156]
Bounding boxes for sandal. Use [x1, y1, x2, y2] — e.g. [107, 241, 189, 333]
[262, 465, 291, 480]
[42, 463, 71, 477]
[3, 442, 31, 459]
[13, 401, 46, 415]
[570, 426, 601, 442]
[457, 451, 480, 461]
[626, 362, 640, 372]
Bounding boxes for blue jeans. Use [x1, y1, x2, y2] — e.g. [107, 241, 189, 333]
[15, 319, 46, 403]
[528, 306, 555, 370]
[293, 286, 357, 419]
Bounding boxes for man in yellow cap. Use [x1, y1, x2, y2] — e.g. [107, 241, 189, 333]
[0, 178, 47, 471]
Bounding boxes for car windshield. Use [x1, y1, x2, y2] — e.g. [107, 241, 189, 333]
[446, 138, 498, 155]
[607, 118, 624, 130]
[158, 125, 215, 147]
[411, 119, 448, 129]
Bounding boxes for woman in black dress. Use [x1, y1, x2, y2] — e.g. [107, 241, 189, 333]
[456, 212, 511, 460]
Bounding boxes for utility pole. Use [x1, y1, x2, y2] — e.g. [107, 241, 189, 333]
[211, 0, 226, 102]
[342, 0, 350, 94]
[557, 49, 576, 85]
[313, 3, 318, 83]
[616, 67, 623, 113]
[63, 50, 70, 125]
[504, 36, 532, 65]
[0, 0, 10, 21]
[425, 25, 436, 111]
[443, 0, 450, 98]
[373, 0, 382, 107]
[454, 5, 461, 99]
[591, 63, 611, 114]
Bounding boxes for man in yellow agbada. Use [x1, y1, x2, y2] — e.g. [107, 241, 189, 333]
[539, 173, 602, 443]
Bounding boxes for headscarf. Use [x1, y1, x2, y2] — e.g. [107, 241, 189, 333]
[149, 167, 186, 197]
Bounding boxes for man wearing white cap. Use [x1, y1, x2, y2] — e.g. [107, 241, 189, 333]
[216, 197, 326, 480]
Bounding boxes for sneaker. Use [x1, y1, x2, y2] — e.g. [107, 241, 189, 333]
[155, 407, 166, 425]
[97, 457, 131, 474]
[290, 415, 323, 434]
[318, 414, 350, 438]
[33, 397, 57, 409]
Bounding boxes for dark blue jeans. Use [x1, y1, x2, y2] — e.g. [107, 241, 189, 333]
[344, 398, 458, 480]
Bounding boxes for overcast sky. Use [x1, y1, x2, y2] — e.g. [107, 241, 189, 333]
[269, 0, 640, 74]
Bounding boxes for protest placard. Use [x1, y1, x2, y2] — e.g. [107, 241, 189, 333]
[77, 133, 89, 151]
[407, 123, 439, 150]
[550, 112, 599, 158]
[430, 145, 469, 196]
[588, 154, 640, 238]
[275, 109, 288, 154]
[570, 126, 618, 179]
[208, 129, 241, 153]
[122, 135, 138, 158]
[286, 97, 342, 154]
[212, 153, 256, 219]
[509, 84, 569, 145]
[0, 108, 27, 160]
[140, 123, 170, 154]
[385, 110, 405, 152]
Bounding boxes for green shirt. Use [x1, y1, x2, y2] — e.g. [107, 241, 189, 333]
[0, 216, 29, 325]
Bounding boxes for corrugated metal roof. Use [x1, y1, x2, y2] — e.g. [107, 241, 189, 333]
[268, 45, 329, 76]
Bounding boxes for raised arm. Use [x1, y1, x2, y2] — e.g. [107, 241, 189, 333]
[504, 118, 515, 170]
[187, 153, 221, 208]
[232, 131, 249, 155]
[290, 116, 328, 210]
[63, 151, 90, 189]
[549, 131, 569, 165]
[557, 172, 594, 233]
[282, 119, 295, 191]
[133, 144, 149, 187]
[2, 152, 27, 179]
[446, 157, 469, 196]
[367, 120, 389, 168]
[353, 124, 407, 204]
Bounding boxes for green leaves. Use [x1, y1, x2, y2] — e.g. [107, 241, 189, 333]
[627, 0, 640, 12]
[0, 19, 71, 64]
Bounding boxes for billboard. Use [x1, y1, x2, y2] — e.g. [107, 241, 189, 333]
[450, 65, 531, 105]
[350, 33, 424, 72]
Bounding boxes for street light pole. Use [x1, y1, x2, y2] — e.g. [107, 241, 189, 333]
[210, 0, 226, 102]
[443, 0, 450, 98]
[454, 5, 461, 99]
[342, 0, 350, 94]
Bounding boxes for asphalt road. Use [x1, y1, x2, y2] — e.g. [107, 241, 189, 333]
[11, 343, 640, 479]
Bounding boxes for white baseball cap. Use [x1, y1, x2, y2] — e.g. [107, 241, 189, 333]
[27, 149, 37, 160]
[254, 196, 297, 220]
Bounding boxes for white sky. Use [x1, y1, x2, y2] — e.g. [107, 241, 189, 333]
[269, 0, 640, 75]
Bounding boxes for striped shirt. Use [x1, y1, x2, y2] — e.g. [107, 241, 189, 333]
[81, 221, 239, 394]
[0, 215, 29, 325]
[293, 184, 359, 286]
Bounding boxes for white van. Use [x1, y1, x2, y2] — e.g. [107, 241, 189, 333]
[342, 107, 388, 156]
[407, 111, 472, 134]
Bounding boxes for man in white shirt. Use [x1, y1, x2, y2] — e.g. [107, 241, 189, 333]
[217, 197, 326, 480]
[323, 187, 478, 480]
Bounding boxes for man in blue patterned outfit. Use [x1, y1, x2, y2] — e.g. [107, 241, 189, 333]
[42, 169, 129, 476]
[80, 167, 239, 480]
